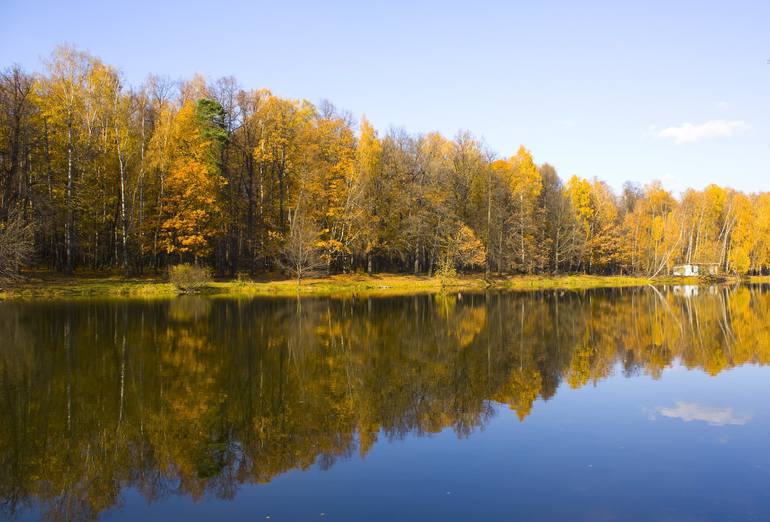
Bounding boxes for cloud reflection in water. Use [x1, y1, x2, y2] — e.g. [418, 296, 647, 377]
[655, 401, 750, 426]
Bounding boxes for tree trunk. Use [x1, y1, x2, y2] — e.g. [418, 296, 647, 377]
[65, 116, 74, 273]
[115, 98, 129, 273]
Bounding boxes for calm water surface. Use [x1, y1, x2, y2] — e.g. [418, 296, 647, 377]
[2, 286, 770, 521]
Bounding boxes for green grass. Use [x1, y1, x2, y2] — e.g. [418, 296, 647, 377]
[0, 272, 177, 300]
[0, 271, 719, 301]
[495, 274, 656, 290]
[210, 273, 485, 297]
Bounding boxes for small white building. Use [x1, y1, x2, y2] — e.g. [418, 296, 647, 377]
[672, 263, 719, 277]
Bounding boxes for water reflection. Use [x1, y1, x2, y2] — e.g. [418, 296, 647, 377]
[654, 402, 751, 426]
[1, 285, 769, 520]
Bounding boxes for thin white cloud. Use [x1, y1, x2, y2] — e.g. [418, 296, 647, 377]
[654, 401, 750, 426]
[655, 120, 749, 144]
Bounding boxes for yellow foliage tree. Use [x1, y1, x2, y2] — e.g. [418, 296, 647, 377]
[160, 99, 226, 260]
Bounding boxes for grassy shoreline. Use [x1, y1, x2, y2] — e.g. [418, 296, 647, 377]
[0, 272, 746, 300]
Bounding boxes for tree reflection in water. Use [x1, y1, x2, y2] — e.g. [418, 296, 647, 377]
[1, 285, 769, 520]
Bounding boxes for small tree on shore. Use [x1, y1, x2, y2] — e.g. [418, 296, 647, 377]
[280, 203, 324, 285]
[0, 210, 34, 284]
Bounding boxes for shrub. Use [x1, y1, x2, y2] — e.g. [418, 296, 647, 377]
[168, 264, 211, 293]
[0, 210, 34, 284]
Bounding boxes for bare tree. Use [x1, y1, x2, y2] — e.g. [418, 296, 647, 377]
[280, 200, 324, 285]
[0, 209, 34, 283]
[0, 66, 35, 217]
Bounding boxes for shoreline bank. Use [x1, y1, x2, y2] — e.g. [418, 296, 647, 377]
[0, 272, 755, 300]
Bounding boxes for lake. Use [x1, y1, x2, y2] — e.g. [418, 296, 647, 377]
[2, 285, 770, 521]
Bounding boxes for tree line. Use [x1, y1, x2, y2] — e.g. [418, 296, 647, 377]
[2, 45, 770, 278]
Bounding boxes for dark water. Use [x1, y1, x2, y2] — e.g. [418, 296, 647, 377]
[2, 285, 770, 521]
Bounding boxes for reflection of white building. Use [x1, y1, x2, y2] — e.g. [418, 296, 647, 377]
[673, 285, 699, 297]
[672, 263, 719, 277]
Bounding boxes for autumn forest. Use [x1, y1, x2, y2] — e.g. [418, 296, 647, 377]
[2, 45, 770, 280]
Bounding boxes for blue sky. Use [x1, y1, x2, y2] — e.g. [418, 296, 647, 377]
[3, 0, 769, 194]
